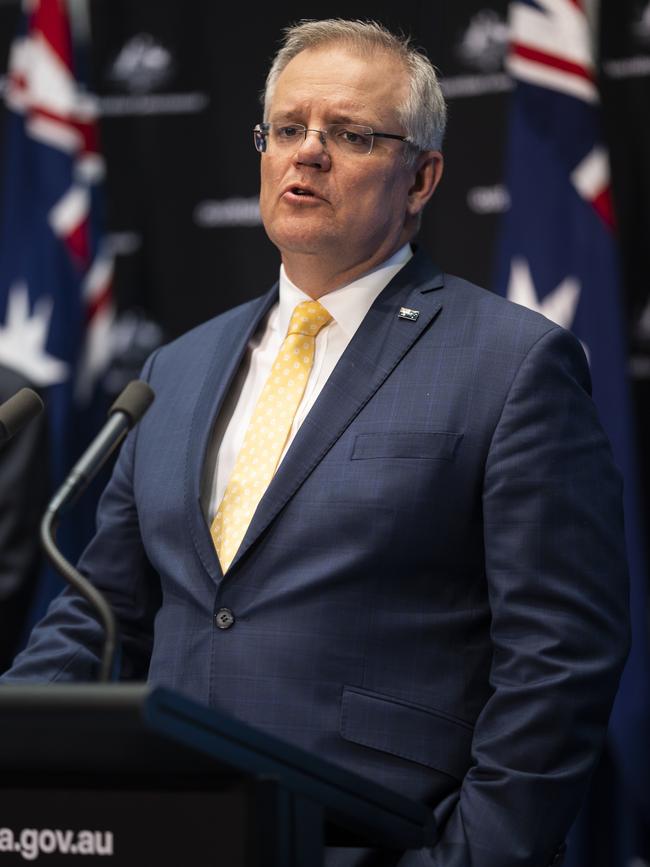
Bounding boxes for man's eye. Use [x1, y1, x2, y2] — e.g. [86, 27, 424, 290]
[277, 125, 302, 139]
[338, 128, 370, 147]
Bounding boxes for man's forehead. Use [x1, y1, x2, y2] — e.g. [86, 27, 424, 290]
[269, 45, 408, 117]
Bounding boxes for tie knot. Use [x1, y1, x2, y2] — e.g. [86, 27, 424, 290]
[286, 301, 332, 337]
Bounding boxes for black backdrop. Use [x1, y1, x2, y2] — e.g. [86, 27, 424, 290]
[0, 0, 648, 564]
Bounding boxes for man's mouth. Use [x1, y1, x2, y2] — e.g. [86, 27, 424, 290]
[282, 184, 322, 200]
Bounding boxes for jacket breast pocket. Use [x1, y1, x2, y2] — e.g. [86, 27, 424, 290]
[351, 431, 462, 462]
[340, 685, 474, 781]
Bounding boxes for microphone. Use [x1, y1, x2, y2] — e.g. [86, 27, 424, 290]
[40, 380, 155, 682]
[0, 387, 44, 446]
[48, 379, 155, 516]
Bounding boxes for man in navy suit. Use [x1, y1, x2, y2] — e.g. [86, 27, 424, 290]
[4, 19, 629, 867]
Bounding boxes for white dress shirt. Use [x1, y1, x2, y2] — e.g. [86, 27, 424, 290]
[201, 244, 413, 520]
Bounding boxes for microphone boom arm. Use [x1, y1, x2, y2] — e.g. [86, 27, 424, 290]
[40, 507, 118, 683]
[38, 380, 154, 684]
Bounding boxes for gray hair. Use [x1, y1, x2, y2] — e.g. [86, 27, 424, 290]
[262, 19, 447, 160]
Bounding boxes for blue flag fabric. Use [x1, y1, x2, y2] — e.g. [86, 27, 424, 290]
[494, 0, 650, 861]
[0, 0, 114, 627]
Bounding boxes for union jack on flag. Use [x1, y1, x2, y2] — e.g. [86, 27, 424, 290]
[0, 0, 115, 618]
[494, 0, 650, 859]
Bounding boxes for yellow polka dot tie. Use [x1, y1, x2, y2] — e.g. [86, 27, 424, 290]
[211, 300, 333, 572]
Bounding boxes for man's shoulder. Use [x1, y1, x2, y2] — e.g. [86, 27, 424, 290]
[158, 288, 276, 360]
[442, 271, 548, 321]
[409, 249, 563, 341]
[440, 270, 570, 347]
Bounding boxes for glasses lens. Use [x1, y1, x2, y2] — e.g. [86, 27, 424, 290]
[271, 124, 307, 147]
[253, 126, 267, 153]
[329, 124, 374, 155]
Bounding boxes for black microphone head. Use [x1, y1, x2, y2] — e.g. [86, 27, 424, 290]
[0, 387, 44, 445]
[108, 380, 155, 428]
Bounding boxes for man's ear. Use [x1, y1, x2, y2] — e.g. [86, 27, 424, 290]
[407, 150, 444, 217]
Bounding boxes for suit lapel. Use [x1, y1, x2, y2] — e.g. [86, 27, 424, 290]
[228, 253, 445, 572]
[186, 286, 278, 581]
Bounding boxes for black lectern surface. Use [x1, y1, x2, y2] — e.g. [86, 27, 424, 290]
[0, 685, 436, 865]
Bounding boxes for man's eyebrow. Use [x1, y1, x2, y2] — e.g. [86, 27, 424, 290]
[268, 111, 311, 126]
[270, 109, 376, 126]
[270, 109, 303, 120]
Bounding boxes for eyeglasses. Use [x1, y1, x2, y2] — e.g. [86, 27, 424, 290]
[253, 122, 411, 157]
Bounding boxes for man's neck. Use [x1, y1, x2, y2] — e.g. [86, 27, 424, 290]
[281, 242, 412, 300]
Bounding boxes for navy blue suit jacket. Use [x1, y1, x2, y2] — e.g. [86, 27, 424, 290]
[5, 251, 630, 866]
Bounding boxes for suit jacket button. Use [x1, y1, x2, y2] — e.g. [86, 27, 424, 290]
[215, 608, 235, 629]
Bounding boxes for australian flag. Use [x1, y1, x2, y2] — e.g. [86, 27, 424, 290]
[0, 0, 115, 626]
[494, 0, 650, 862]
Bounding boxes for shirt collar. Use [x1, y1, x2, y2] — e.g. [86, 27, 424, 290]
[276, 244, 413, 339]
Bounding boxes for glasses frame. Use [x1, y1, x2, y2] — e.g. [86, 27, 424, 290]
[253, 122, 411, 156]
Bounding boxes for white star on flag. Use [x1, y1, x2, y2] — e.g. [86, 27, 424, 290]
[507, 256, 581, 328]
[0, 281, 69, 385]
[507, 257, 588, 361]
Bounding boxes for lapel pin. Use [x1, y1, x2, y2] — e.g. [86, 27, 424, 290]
[398, 307, 420, 321]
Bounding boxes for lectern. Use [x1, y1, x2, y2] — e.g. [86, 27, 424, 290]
[0, 685, 436, 865]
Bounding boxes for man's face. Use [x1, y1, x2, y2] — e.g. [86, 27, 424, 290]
[259, 45, 439, 290]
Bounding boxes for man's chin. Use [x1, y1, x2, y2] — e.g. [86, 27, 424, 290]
[267, 226, 339, 258]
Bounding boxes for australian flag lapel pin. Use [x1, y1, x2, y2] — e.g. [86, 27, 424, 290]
[398, 307, 419, 321]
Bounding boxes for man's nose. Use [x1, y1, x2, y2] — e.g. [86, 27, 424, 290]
[294, 129, 331, 169]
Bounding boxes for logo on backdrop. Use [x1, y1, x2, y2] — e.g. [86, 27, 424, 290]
[107, 33, 175, 94]
[99, 33, 208, 116]
[441, 10, 512, 99]
[632, 1, 650, 46]
[456, 9, 509, 73]
[603, 1, 650, 79]
[466, 185, 511, 215]
[194, 197, 262, 228]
